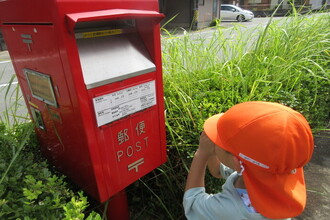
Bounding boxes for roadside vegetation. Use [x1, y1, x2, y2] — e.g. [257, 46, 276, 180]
[1, 12, 329, 219]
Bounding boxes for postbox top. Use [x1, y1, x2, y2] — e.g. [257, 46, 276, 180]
[0, 0, 161, 24]
[66, 9, 164, 31]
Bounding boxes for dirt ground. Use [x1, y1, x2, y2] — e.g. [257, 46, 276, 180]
[293, 131, 330, 220]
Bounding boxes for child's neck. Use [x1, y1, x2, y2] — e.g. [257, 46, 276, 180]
[234, 176, 246, 189]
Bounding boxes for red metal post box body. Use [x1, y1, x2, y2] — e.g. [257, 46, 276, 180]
[0, 0, 166, 202]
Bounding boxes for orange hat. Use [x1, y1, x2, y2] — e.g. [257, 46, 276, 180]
[203, 101, 314, 219]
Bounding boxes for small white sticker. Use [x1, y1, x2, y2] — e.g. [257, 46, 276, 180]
[93, 81, 156, 127]
[239, 153, 269, 169]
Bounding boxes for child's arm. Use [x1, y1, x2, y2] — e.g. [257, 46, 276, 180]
[185, 131, 215, 191]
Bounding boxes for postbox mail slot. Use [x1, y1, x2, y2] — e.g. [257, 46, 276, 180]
[77, 32, 155, 89]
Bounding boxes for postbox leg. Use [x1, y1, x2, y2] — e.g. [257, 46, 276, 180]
[106, 190, 130, 220]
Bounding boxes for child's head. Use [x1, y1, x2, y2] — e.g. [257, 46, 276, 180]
[203, 101, 314, 219]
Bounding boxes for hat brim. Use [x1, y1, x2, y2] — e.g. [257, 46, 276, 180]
[203, 113, 307, 218]
[244, 165, 306, 218]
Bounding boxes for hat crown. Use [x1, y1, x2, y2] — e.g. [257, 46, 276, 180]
[217, 102, 314, 173]
[203, 101, 314, 218]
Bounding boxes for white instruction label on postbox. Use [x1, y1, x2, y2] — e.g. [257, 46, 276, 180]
[93, 80, 156, 127]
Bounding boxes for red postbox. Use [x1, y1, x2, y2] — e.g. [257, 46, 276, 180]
[0, 0, 166, 203]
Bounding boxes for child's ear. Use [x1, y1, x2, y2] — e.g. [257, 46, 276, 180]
[232, 156, 242, 172]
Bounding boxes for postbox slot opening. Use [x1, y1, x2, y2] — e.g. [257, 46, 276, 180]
[74, 19, 135, 34]
[75, 20, 155, 89]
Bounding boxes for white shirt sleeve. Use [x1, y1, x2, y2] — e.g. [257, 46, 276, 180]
[183, 185, 242, 220]
[183, 173, 284, 220]
[220, 163, 235, 179]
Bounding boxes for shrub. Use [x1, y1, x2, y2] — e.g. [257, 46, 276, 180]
[0, 123, 101, 219]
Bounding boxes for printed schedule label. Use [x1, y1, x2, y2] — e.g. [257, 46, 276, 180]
[93, 81, 156, 127]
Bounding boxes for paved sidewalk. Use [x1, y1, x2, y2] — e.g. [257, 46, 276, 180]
[293, 131, 330, 220]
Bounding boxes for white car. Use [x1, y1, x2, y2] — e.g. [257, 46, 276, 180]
[220, 4, 254, 22]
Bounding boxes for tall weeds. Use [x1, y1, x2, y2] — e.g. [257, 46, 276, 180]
[163, 13, 330, 144]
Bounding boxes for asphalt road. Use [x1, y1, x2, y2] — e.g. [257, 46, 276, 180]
[0, 51, 28, 124]
[0, 60, 15, 84]
[166, 16, 287, 64]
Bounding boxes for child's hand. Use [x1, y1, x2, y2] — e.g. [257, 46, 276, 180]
[197, 131, 216, 157]
[185, 131, 217, 190]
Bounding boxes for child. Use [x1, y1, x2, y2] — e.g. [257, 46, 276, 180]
[183, 101, 314, 220]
